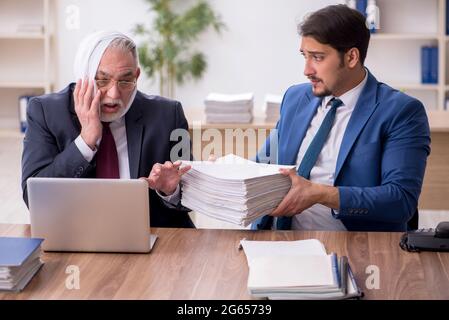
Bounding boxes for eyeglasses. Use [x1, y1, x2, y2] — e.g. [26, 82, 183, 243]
[95, 78, 136, 91]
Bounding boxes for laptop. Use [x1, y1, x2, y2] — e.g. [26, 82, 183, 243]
[27, 177, 157, 253]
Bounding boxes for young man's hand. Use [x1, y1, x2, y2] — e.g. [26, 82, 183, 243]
[271, 168, 340, 217]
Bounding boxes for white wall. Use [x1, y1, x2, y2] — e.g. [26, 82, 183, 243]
[55, 0, 335, 112]
[54, 0, 440, 112]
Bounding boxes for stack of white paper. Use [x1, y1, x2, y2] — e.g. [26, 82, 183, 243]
[204, 92, 254, 123]
[264, 94, 282, 122]
[181, 154, 293, 226]
[0, 237, 44, 292]
[241, 239, 362, 300]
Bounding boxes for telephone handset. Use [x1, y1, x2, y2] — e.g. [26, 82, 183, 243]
[400, 221, 449, 252]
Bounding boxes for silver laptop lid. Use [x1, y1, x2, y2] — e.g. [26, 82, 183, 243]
[27, 178, 155, 253]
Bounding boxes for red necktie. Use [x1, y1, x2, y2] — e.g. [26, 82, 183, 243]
[96, 122, 120, 179]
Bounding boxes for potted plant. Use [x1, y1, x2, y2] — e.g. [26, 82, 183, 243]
[134, 0, 225, 98]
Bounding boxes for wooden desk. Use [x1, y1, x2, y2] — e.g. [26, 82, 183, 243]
[418, 111, 449, 210]
[185, 109, 449, 210]
[1, 224, 448, 300]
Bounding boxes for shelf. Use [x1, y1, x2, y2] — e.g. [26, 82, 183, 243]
[185, 109, 449, 132]
[371, 33, 439, 40]
[0, 82, 47, 89]
[427, 111, 449, 132]
[0, 129, 24, 138]
[0, 32, 45, 40]
[390, 83, 439, 91]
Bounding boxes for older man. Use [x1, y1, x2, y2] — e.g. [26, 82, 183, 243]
[21, 31, 193, 228]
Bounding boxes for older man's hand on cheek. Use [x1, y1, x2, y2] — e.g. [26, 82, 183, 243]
[73, 78, 102, 150]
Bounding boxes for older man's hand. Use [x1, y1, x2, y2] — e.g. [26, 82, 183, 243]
[144, 161, 191, 196]
[73, 78, 102, 150]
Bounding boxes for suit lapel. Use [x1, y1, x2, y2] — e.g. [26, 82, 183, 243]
[125, 94, 144, 179]
[334, 71, 380, 181]
[283, 91, 321, 164]
[67, 83, 82, 132]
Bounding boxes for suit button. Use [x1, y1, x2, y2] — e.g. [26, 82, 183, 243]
[75, 166, 84, 177]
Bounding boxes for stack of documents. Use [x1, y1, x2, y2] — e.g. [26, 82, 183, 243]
[241, 238, 362, 300]
[204, 92, 254, 123]
[181, 154, 293, 226]
[0, 237, 44, 292]
[264, 94, 282, 122]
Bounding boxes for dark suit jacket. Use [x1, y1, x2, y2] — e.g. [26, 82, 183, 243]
[22, 83, 194, 228]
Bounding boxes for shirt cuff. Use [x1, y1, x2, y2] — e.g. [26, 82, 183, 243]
[74, 135, 97, 162]
[331, 209, 340, 218]
[156, 184, 181, 205]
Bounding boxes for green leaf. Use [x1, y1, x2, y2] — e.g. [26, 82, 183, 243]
[133, 0, 226, 92]
[173, 1, 224, 44]
[189, 52, 206, 79]
[133, 24, 147, 35]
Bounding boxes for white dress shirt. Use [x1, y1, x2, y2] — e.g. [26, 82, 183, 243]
[291, 70, 368, 231]
[74, 117, 180, 204]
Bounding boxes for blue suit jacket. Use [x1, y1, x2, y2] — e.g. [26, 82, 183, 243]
[256, 71, 431, 232]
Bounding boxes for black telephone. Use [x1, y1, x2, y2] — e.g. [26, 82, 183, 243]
[400, 221, 449, 252]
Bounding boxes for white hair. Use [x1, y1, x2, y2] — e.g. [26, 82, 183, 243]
[107, 37, 139, 65]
